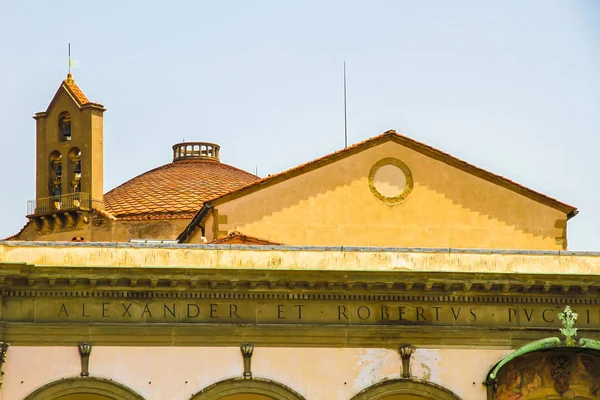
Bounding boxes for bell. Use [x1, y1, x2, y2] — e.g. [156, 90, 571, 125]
[74, 161, 81, 174]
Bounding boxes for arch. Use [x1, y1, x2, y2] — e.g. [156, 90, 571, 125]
[23, 376, 145, 400]
[190, 377, 306, 400]
[48, 150, 63, 198]
[484, 341, 600, 400]
[59, 111, 72, 141]
[350, 378, 462, 400]
[68, 147, 82, 194]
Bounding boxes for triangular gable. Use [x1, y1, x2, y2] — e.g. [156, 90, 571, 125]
[179, 130, 577, 243]
[211, 130, 575, 214]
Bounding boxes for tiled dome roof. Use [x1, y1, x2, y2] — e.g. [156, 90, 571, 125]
[103, 142, 258, 220]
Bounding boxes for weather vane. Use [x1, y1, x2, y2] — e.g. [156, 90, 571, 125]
[558, 305, 578, 346]
[67, 43, 79, 75]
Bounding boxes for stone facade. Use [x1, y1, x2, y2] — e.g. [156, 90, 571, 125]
[2, 74, 597, 400]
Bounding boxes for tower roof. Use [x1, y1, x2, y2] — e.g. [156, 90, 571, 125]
[40, 74, 104, 115]
[62, 73, 90, 105]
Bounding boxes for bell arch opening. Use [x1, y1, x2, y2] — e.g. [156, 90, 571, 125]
[23, 376, 146, 400]
[189, 377, 306, 400]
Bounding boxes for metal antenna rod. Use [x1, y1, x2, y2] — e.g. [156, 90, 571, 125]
[343, 61, 348, 148]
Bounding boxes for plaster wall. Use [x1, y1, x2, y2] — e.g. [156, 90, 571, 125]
[2, 346, 511, 400]
[1, 242, 598, 276]
[213, 141, 566, 249]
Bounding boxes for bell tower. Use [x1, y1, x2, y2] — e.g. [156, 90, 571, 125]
[28, 73, 105, 231]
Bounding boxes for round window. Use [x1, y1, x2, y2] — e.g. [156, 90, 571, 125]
[368, 158, 413, 204]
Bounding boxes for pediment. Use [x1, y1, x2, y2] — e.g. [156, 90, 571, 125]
[182, 131, 576, 249]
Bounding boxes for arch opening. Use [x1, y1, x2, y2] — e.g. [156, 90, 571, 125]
[59, 112, 72, 142]
[48, 150, 63, 199]
[350, 378, 462, 400]
[486, 347, 600, 400]
[23, 376, 145, 400]
[190, 377, 306, 400]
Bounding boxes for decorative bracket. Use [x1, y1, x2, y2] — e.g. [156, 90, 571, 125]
[78, 343, 92, 377]
[0, 342, 9, 390]
[241, 344, 254, 378]
[399, 345, 414, 378]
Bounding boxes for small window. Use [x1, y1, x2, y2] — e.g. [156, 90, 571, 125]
[59, 112, 71, 141]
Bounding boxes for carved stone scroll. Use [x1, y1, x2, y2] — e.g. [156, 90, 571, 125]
[399, 345, 414, 379]
[78, 343, 92, 377]
[241, 344, 254, 378]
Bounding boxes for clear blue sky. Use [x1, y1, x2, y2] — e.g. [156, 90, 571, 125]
[1, 1, 598, 249]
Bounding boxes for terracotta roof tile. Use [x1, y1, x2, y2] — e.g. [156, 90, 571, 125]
[210, 232, 282, 245]
[104, 159, 258, 220]
[63, 75, 90, 105]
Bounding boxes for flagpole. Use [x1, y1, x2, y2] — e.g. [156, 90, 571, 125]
[68, 43, 71, 74]
[343, 61, 348, 148]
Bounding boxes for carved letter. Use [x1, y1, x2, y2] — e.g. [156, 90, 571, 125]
[230, 304, 241, 319]
[416, 306, 426, 321]
[508, 308, 517, 322]
[295, 305, 305, 320]
[121, 303, 132, 317]
[357, 306, 371, 320]
[398, 306, 406, 321]
[523, 308, 534, 322]
[164, 304, 176, 318]
[433, 306, 442, 321]
[210, 304, 218, 318]
[58, 304, 69, 317]
[82, 303, 91, 318]
[187, 304, 200, 318]
[338, 305, 349, 320]
[543, 309, 554, 323]
[451, 307, 462, 320]
[102, 303, 110, 318]
[277, 305, 285, 319]
[381, 306, 389, 320]
[141, 304, 152, 318]
[469, 308, 477, 322]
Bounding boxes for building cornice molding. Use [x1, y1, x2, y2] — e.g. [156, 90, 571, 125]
[0, 264, 598, 298]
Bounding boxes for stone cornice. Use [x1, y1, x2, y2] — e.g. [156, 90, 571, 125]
[0, 263, 598, 298]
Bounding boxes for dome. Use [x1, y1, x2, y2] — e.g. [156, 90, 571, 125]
[103, 142, 258, 220]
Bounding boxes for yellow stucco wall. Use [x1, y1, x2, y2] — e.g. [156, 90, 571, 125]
[212, 141, 566, 249]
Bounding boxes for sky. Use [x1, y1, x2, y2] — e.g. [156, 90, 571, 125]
[0, 1, 598, 249]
